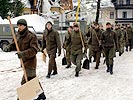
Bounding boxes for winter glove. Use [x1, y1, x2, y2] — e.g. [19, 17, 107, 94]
[16, 51, 25, 59]
[3, 45, 11, 52]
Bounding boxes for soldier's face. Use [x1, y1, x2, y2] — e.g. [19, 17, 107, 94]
[46, 23, 52, 30]
[74, 27, 79, 31]
[106, 24, 111, 29]
[17, 24, 26, 32]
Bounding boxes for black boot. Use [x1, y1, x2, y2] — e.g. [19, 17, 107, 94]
[34, 92, 46, 100]
[106, 65, 110, 73]
[46, 73, 51, 78]
[95, 65, 99, 69]
[110, 65, 113, 75]
[89, 57, 92, 63]
[52, 71, 58, 75]
[66, 65, 71, 68]
[75, 72, 79, 77]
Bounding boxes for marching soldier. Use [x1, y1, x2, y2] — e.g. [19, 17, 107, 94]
[126, 24, 133, 51]
[63, 26, 73, 68]
[42, 21, 61, 78]
[101, 22, 118, 75]
[66, 23, 88, 77]
[90, 23, 102, 69]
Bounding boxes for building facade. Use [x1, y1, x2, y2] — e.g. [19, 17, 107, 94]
[99, 7, 116, 29]
[112, 0, 133, 26]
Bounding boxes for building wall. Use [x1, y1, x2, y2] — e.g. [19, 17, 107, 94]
[117, 9, 133, 18]
[99, 7, 116, 29]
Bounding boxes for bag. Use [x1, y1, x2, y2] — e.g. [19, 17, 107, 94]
[82, 57, 90, 70]
[62, 57, 67, 65]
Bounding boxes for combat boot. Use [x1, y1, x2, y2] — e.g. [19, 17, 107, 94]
[106, 64, 110, 73]
[110, 65, 113, 75]
[95, 65, 99, 69]
[46, 73, 51, 78]
[75, 72, 79, 77]
[66, 65, 71, 68]
[52, 71, 58, 75]
[35, 92, 46, 100]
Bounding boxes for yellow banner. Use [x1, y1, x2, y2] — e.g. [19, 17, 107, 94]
[76, 0, 80, 22]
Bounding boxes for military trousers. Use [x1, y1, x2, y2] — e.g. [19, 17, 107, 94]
[48, 54, 57, 74]
[104, 47, 114, 66]
[21, 67, 36, 85]
[92, 50, 101, 67]
[70, 54, 83, 72]
[66, 49, 71, 66]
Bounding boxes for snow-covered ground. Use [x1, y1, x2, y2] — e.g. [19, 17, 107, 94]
[0, 48, 133, 100]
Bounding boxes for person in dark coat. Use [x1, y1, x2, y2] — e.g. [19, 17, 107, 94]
[3, 19, 46, 99]
[126, 24, 133, 51]
[66, 23, 88, 77]
[101, 22, 118, 75]
[42, 21, 61, 78]
[63, 26, 73, 68]
[91, 23, 102, 69]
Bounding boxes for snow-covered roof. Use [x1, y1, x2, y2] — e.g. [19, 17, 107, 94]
[3, 14, 53, 33]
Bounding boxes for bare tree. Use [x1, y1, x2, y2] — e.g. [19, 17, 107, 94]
[95, 0, 101, 23]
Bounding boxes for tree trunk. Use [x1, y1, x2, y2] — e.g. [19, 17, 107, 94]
[95, 0, 101, 23]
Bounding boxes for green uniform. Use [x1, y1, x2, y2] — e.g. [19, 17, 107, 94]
[67, 30, 87, 72]
[114, 28, 123, 55]
[63, 31, 71, 66]
[91, 29, 102, 68]
[101, 29, 118, 66]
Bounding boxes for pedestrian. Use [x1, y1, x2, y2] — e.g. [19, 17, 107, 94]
[101, 22, 118, 75]
[3, 19, 46, 99]
[63, 26, 73, 68]
[126, 24, 133, 51]
[91, 22, 102, 69]
[41, 21, 61, 78]
[66, 23, 88, 77]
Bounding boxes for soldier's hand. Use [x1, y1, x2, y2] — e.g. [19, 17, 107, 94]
[16, 51, 25, 59]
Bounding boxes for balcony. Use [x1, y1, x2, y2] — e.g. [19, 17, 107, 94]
[114, 4, 133, 9]
[115, 18, 133, 22]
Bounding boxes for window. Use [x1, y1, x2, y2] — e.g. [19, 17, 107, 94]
[126, 0, 130, 5]
[123, 12, 127, 18]
[110, 12, 114, 19]
[119, 0, 124, 5]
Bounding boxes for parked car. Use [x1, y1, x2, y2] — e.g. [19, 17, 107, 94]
[0, 24, 42, 51]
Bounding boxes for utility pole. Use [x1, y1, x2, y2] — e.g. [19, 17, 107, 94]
[95, 0, 101, 23]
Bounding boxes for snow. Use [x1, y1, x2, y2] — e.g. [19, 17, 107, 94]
[3, 14, 53, 33]
[0, 48, 133, 100]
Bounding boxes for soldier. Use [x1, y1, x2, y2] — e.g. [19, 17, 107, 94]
[67, 23, 87, 77]
[3, 19, 46, 99]
[42, 21, 61, 78]
[91, 23, 102, 69]
[126, 24, 133, 51]
[86, 23, 96, 63]
[121, 26, 128, 54]
[63, 26, 73, 68]
[101, 22, 118, 75]
[114, 24, 122, 56]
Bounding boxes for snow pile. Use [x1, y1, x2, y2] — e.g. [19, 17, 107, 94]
[3, 14, 53, 33]
[0, 16, 4, 24]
